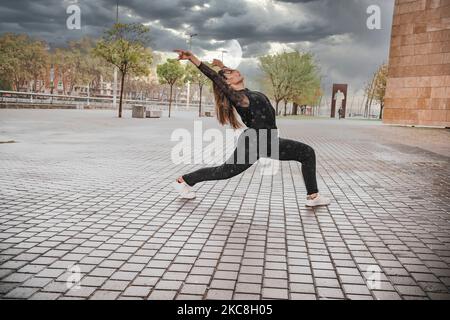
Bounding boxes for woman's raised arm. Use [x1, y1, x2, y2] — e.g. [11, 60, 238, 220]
[174, 49, 249, 108]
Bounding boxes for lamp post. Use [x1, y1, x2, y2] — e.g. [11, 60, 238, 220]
[112, 0, 119, 111]
[188, 33, 198, 51]
[186, 32, 198, 111]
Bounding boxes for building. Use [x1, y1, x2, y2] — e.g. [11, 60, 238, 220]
[383, 0, 450, 127]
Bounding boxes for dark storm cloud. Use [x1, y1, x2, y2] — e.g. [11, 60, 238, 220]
[275, 0, 319, 2]
[0, 0, 395, 93]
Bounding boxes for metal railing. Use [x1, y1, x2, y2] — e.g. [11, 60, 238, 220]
[0, 90, 214, 112]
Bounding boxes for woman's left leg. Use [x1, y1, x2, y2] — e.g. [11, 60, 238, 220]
[278, 138, 319, 196]
[182, 131, 256, 187]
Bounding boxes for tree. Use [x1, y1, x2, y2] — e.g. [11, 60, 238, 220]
[259, 51, 320, 116]
[0, 33, 28, 90]
[94, 23, 153, 118]
[0, 79, 11, 91]
[26, 40, 49, 92]
[284, 52, 320, 116]
[157, 59, 185, 118]
[53, 38, 102, 95]
[53, 48, 70, 94]
[0, 33, 49, 92]
[364, 72, 376, 118]
[184, 63, 209, 117]
[53, 46, 86, 94]
[292, 77, 322, 114]
[77, 39, 113, 96]
[364, 64, 387, 120]
[372, 64, 388, 119]
[259, 53, 288, 115]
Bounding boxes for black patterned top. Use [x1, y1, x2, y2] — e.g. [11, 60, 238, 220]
[197, 62, 278, 130]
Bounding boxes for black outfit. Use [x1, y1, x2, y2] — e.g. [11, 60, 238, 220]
[182, 62, 319, 195]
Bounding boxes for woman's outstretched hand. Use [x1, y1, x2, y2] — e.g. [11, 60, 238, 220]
[174, 49, 201, 66]
[174, 49, 193, 61]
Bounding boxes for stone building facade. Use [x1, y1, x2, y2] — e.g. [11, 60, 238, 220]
[383, 0, 450, 127]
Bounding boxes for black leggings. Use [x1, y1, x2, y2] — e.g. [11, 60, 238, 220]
[182, 130, 319, 195]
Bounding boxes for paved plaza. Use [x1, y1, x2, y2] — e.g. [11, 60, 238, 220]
[0, 109, 449, 300]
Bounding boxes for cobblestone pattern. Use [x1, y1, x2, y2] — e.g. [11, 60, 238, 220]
[0, 110, 449, 300]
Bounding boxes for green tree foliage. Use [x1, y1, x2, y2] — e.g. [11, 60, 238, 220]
[259, 51, 321, 116]
[94, 23, 153, 118]
[53, 38, 110, 94]
[373, 64, 388, 119]
[0, 33, 49, 92]
[259, 53, 288, 114]
[157, 59, 185, 118]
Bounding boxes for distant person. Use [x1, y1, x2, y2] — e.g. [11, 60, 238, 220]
[172, 49, 331, 208]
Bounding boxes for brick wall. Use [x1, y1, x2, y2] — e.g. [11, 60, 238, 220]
[383, 0, 450, 127]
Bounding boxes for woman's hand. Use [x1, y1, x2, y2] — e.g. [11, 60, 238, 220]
[174, 49, 193, 61]
[174, 49, 201, 66]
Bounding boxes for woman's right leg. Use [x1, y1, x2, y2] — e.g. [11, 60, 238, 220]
[277, 137, 331, 207]
[278, 138, 319, 196]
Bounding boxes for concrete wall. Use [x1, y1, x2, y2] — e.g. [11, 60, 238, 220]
[383, 0, 450, 127]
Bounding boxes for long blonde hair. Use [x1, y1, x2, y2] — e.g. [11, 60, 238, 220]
[212, 83, 242, 129]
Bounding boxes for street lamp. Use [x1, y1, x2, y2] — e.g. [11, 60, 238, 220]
[50, 64, 54, 104]
[112, 0, 119, 111]
[186, 32, 198, 111]
[187, 33, 198, 51]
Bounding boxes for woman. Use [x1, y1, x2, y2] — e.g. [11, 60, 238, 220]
[173, 49, 331, 207]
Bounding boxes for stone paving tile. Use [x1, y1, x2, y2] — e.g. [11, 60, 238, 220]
[206, 289, 234, 300]
[235, 283, 261, 294]
[317, 287, 345, 299]
[148, 290, 177, 300]
[180, 284, 208, 296]
[210, 279, 236, 290]
[2, 273, 34, 283]
[290, 293, 317, 300]
[4, 287, 40, 299]
[29, 292, 61, 300]
[262, 288, 289, 300]
[122, 286, 152, 297]
[290, 283, 316, 294]
[175, 294, 203, 300]
[372, 290, 402, 300]
[89, 290, 121, 300]
[100, 280, 129, 291]
[65, 286, 96, 298]
[346, 294, 374, 300]
[234, 293, 261, 300]
[22, 277, 53, 288]
[1, 110, 450, 300]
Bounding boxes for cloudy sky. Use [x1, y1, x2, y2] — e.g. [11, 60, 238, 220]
[0, 0, 395, 98]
